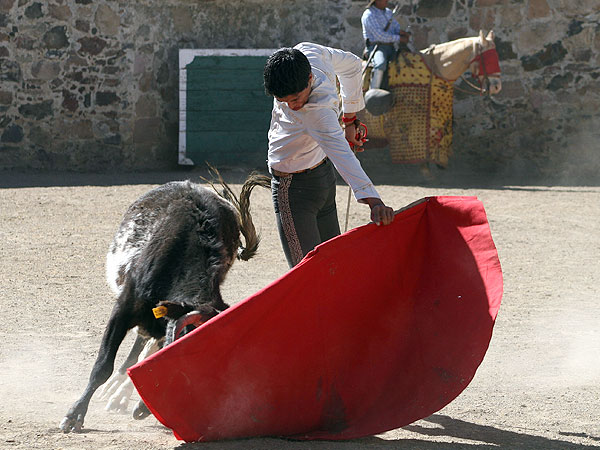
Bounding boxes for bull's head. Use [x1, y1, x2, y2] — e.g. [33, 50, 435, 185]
[153, 301, 222, 345]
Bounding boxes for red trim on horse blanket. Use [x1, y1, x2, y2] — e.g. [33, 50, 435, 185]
[128, 196, 503, 442]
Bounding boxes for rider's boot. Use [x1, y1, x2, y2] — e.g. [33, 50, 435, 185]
[370, 68, 385, 90]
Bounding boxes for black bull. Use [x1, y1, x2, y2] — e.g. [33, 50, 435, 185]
[60, 172, 270, 433]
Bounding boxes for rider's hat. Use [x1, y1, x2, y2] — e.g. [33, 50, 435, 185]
[364, 88, 394, 116]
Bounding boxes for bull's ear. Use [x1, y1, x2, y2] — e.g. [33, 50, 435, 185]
[479, 29, 485, 42]
[487, 30, 495, 41]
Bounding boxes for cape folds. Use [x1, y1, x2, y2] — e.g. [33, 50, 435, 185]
[128, 196, 503, 442]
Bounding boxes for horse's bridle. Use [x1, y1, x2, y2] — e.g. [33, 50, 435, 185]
[457, 44, 501, 96]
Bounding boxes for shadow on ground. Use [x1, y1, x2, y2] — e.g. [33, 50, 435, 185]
[175, 414, 599, 449]
[1, 155, 598, 189]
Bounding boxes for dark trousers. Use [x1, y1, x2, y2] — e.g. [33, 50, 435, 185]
[366, 43, 396, 71]
[271, 158, 340, 268]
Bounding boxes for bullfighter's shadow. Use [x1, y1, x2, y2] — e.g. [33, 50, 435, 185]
[398, 414, 598, 449]
[177, 414, 598, 449]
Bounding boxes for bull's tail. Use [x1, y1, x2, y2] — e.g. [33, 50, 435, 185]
[201, 165, 271, 261]
[235, 173, 271, 260]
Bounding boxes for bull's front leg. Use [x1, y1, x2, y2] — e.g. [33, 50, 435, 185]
[60, 301, 132, 433]
[99, 331, 149, 413]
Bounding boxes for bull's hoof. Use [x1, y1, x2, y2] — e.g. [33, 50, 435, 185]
[132, 400, 151, 420]
[59, 414, 83, 433]
[104, 390, 131, 414]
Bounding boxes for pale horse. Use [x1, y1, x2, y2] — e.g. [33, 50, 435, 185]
[360, 30, 502, 175]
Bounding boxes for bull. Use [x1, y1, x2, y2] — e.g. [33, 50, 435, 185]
[60, 170, 270, 432]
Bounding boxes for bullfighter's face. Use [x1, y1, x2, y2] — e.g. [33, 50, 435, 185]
[276, 74, 313, 111]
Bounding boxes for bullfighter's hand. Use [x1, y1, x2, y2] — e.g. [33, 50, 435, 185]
[363, 198, 394, 226]
[344, 122, 365, 152]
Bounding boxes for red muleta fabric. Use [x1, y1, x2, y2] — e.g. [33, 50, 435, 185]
[128, 196, 503, 442]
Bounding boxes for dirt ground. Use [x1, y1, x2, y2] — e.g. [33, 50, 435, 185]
[0, 166, 599, 450]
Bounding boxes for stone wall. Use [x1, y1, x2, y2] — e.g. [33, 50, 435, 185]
[1, 0, 599, 181]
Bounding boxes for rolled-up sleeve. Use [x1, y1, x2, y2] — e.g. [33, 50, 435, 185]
[324, 47, 366, 114]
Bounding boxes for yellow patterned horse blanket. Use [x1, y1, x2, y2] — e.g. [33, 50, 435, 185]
[361, 52, 454, 167]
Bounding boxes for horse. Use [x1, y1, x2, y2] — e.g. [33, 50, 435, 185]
[360, 30, 501, 174]
[60, 170, 270, 433]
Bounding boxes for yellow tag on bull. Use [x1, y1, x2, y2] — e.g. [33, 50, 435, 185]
[152, 305, 168, 319]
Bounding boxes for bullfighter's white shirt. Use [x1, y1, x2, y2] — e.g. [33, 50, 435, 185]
[267, 42, 380, 202]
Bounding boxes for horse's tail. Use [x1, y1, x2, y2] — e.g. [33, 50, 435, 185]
[201, 165, 271, 261]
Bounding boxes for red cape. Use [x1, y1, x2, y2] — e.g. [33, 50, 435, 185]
[128, 196, 503, 442]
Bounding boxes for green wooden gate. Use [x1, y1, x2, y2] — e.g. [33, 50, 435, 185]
[179, 49, 275, 168]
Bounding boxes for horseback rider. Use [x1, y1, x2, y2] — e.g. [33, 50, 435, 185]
[361, 0, 410, 89]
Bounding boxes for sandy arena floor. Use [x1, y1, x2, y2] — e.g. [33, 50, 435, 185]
[0, 167, 598, 449]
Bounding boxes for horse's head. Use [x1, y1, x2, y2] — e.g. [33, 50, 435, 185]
[469, 30, 502, 95]
[421, 30, 502, 95]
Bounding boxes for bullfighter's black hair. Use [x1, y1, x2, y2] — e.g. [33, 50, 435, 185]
[263, 47, 311, 99]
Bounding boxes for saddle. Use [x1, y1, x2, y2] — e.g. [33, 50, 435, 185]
[361, 52, 455, 167]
